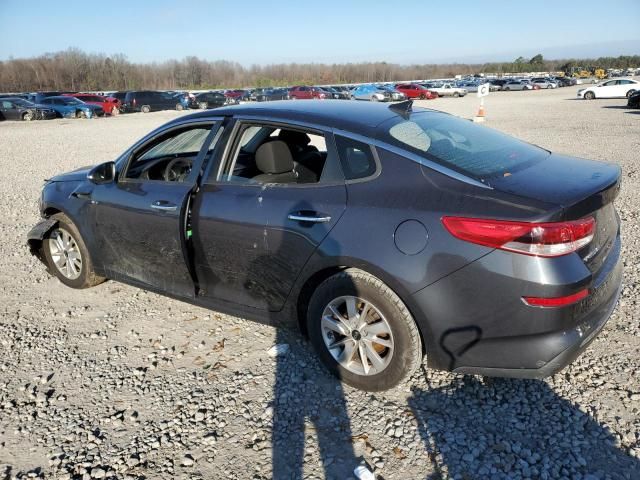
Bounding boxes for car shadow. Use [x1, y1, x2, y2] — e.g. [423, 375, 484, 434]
[408, 375, 639, 479]
[601, 105, 636, 110]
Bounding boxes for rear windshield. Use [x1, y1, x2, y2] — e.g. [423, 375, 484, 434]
[379, 111, 548, 180]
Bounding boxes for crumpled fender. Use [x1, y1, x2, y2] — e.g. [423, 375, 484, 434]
[26, 218, 58, 264]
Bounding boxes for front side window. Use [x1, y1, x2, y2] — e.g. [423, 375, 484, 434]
[124, 124, 217, 182]
[220, 124, 328, 185]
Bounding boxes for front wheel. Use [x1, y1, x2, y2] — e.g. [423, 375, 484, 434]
[626, 90, 636, 98]
[42, 214, 106, 289]
[453, 92, 459, 97]
[22, 111, 34, 121]
[141, 105, 151, 113]
[199, 102, 208, 109]
[306, 269, 422, 391]
[584, 91, 595, 100]
[176, 103, 184, 111]
[504, 86, 510, 91]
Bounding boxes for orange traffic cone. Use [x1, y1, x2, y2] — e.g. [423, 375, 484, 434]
[473, 102, 486, 122]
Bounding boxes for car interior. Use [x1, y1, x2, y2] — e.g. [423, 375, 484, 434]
[224, 125, 328, 184]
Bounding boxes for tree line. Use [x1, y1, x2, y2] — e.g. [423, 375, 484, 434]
[0, 48, 638, 92]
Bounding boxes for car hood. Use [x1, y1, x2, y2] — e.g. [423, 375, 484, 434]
[49, 165, 92, 183]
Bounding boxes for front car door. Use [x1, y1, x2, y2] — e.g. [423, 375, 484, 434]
[90, 119, 224, 298]
[0, 100, 17, 120]
[192, 119, 347, 311]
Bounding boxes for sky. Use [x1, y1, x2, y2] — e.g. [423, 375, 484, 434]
[0, 0, 638, 65]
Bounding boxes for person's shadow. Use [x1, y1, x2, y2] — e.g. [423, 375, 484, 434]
[244, 198, 360, 478]
[408, 375, 639, 479]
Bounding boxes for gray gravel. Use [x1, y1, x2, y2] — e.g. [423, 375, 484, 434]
[0, 87, 638, 479]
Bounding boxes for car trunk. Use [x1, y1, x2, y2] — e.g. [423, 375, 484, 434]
[489, 153, 621, 274]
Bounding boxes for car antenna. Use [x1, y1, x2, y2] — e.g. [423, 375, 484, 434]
[388, 99, 413, 119]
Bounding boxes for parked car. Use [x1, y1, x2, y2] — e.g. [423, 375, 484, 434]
[456, 81, 482, 93]
[254, 88, 290, 102]
[577, 78, 639, 100]
[27, 91, 63, 104]
[0, 93, 30, 100]
[0, 97, 56, 121]
[627, 90, 640, 108]
[420, 82, 467, 97]
[121, 91, 184, 113]
[109, 91, 129, 104]
[489, 79, 508, 91]
[395, 83, 436, 100]
[350, 84, 393, 102]
[188, 91, 228, 109]
[556, 77, 578, 87]
[531, 78, 558, 89]
[502, 80, 533, 91]
[317, 86, 350, 100]
[289, 86, 328, 100]
[224, 89, 250, 101]
[27, 100, 622, 391]
[38, 96, 104, 118]
[63, 93, 121, 115]
[376, 85, 406, 101]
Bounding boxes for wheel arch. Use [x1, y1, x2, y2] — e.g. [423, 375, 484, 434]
[294, 261, 429, 355]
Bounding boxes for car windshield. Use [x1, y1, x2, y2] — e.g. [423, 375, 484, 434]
[13, 99, 34, 107]
[380, 111, 549, 180]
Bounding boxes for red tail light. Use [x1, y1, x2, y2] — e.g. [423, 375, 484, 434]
[523, 289, 589, 307]
[441, 216, 595, 257]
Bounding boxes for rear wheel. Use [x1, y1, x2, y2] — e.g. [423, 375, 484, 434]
[419, 94, 426, 100]
[504, 86, 510, 91]
[453, 92, 459, 97]
[585, 91, 595, 100]
[176, 103, 184, 111]
[306, 269, 422, 391]
[141, 105, 151, 113]
[42, 214, 105, 289]
[199, 102, 208, 109]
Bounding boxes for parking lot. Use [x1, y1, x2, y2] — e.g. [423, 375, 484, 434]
[0, 87, 638, 479]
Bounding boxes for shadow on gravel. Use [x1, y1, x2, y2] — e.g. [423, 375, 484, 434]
[409, 376, 639, 479]
[244, 198, 359, 479]
[601, 105, 636, 110]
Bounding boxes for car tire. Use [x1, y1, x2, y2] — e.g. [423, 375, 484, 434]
[453, 92, 459, 97]
[504, 86, 510, 91]
[176, 103, 184, 111]
[350, 95, 355, 100]
[371, 96, 379, 102]
[22, 111, 34, 121]
[199, 102, 208, 109]
[626, 90, 636, 98]
[419, 94, 426, 100]
[585, 91, 595, 100]
[42, 213, 106, 290]
[306, 269, 422, 391]
[141, 105, 151, 113]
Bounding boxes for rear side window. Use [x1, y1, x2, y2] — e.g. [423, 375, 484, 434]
[335, 136, 377, 180]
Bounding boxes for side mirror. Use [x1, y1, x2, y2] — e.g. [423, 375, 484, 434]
[88, 161, 116, 185]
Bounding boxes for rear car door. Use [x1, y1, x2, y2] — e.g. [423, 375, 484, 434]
[90, 119, 224, 297]
[0, 100, 18, 120]
[192, 119, 347, 311]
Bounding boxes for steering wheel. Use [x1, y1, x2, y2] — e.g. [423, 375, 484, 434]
[163, 157, 192, 182]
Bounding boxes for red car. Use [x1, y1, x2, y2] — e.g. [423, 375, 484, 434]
[224, 89, 249, 101]
[288, 86, 327, 100]
[63, 93, 121, 115]
[395, 84, 437, 100]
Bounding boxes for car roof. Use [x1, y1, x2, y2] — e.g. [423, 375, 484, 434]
[175, 100, 433, 136]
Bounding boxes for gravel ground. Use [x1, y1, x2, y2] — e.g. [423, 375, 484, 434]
[0, 87, 638, 480]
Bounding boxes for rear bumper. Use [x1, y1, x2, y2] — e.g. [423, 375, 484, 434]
[412, 233, 623, 378]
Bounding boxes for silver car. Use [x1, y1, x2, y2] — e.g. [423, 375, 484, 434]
[532, 78, 558, 89]
[502, 80, 533, 91]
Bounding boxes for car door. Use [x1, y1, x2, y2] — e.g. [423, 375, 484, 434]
[90, 119, 224, 298]
[192, 120, 347, 311]
[0, 100, 17, 120]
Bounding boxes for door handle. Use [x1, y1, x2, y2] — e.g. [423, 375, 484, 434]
[287, 213, 332, 223]
[71, 191, 92, 199]
[150, 201, 178, 211]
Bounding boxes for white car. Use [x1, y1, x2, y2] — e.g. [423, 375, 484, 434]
[423, 82, 467, 97]
[532, 78, 558, 89]
[577, 78, 639, 100]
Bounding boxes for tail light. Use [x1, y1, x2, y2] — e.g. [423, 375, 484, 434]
[441, 216, 595, 257]
[523, 289, 589, 307]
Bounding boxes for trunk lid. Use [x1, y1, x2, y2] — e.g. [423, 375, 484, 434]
[490, 153, 621, 273]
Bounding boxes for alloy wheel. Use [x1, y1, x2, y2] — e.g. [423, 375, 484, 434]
[321, 295, 394, 376]
[48, 228, 82, 280]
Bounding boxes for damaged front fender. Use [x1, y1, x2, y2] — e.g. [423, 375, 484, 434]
[26, 218, 58, 266]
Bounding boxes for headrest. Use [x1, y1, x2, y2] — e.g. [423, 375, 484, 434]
[278, 129, 311, 147]
[255, 140, 294, 174]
